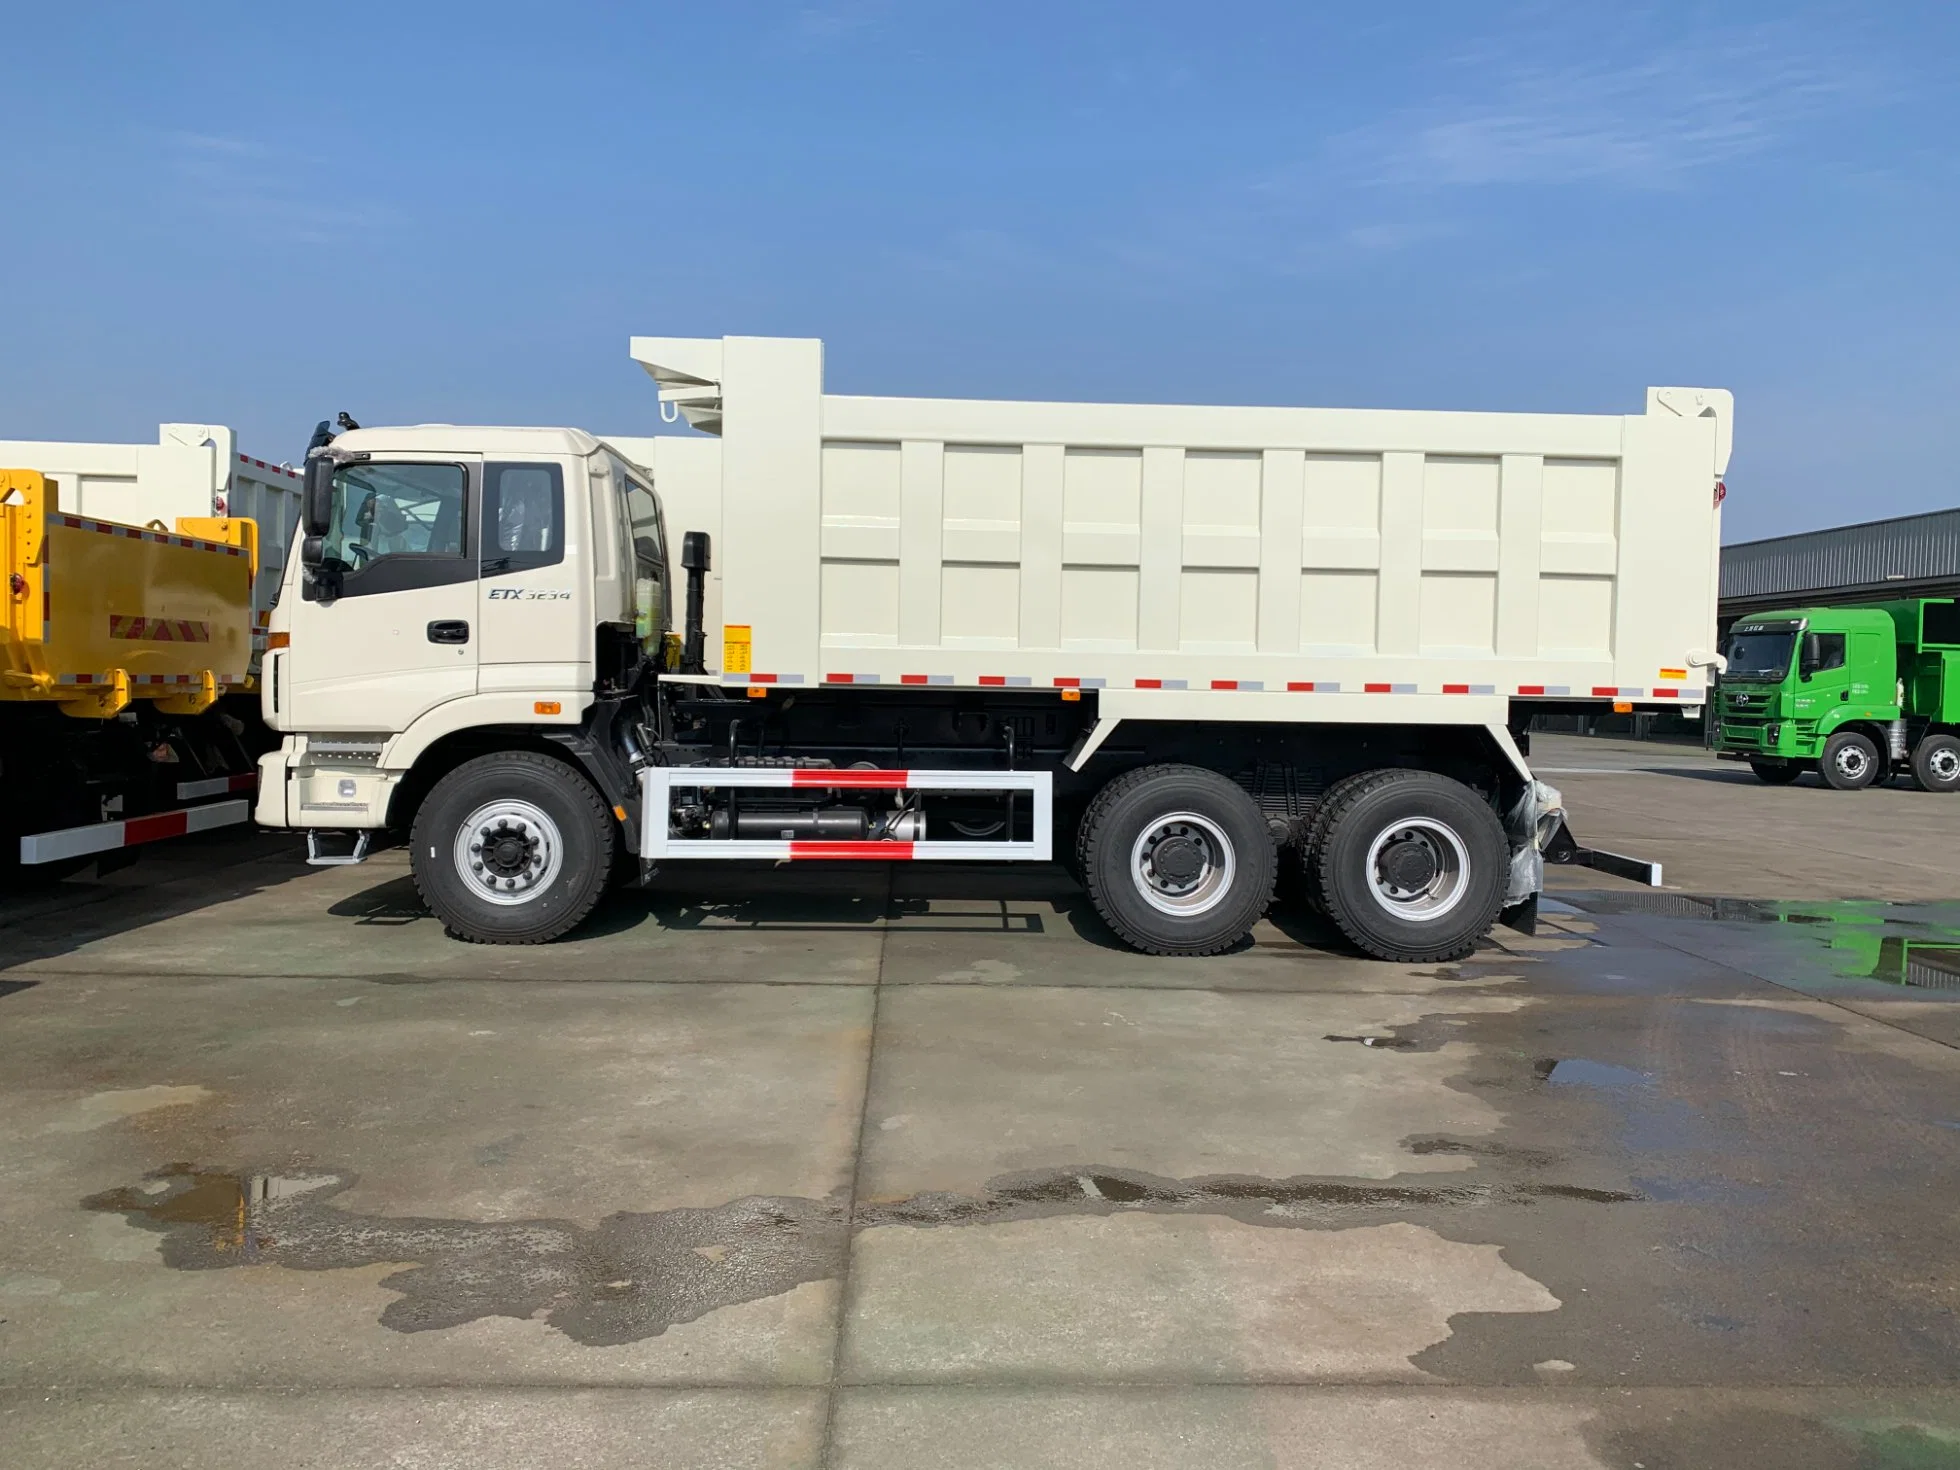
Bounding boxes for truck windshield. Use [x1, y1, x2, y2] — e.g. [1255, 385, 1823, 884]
[1724, 629, 1796, 680]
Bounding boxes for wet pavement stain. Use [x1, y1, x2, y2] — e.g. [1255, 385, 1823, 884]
[81, 1168, 848, 1346]
[83, 1155, 1640, 1346]
[1562, 894, 1960, 991]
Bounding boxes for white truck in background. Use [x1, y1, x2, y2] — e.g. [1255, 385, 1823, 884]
[257, 335, 1728, 962]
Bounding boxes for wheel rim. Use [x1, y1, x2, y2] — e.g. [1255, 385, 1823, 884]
[1363, 818, 1471, 923]
[1130, 812, 1236, 917]
[453, 799, 564, 906]
[1836, 745, 1871, 780]
[1929, 748, 1960, 782]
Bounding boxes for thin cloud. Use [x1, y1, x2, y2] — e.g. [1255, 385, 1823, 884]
[1335, 26, 1881, 190]
[162, 130, 381, 245]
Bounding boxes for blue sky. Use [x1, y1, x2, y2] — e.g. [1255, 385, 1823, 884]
[2, 2, 1953, 541]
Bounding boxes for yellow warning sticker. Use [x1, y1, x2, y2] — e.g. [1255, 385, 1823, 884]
[1659, 667, 1688, 680]
[722, 624, 752, 674]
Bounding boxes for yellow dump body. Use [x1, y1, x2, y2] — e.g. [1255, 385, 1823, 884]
[1, 469, 258, 719]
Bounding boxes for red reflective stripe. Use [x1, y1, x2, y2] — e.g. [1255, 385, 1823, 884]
[1364, 682, 1391, 693]
[791, 769, 911, 788]
[901, 674, 929, 684]
[122, 811, 190, 846]
[978, 675, 1006, 686]
[1517, 685, 1546, 695]
[790, 840, 915, 860]
[1592, 686, 1618, 696]
[1287, 681, 1314, 691]
[826, 673, 854, 683]
[1443, 684, 1470, 694]
[1134, 678, 1163, 689]
[749, 672, 778, 684]
[1053, 677, 1080, 688]
[1211, 679, 1237, 690]
[1652, 688, 1680, 698]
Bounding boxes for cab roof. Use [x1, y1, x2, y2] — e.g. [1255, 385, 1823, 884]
[329, 425, 607, 457]
[1736, 606, 1896, 628]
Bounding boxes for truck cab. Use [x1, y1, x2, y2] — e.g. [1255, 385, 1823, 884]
[257, 427, 669, 867]
[1717, 600, 1960, 792]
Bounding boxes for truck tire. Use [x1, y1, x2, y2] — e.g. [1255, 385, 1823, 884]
[1312, 769, 1508, 964]
[1292, 770, 1378, 915]
[410, 751, 615, 944]
[1819, 731, 1881, 791]
[1910, 734, 1960, 793]
[1079, 764, 1275, 956]
[1748, 759, 1803, 786]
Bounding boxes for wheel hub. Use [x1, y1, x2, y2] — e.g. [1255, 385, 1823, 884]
[1130, 813, 1237, 917]
[1363, 818, 1471, 922]
[453, 800, 564, 906]
[1378, 835, 1440, 891]
[1152, 836, 1206, 885]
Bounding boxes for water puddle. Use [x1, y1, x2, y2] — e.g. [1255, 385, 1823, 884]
[1562, 895, 1960, 990]
[1536, 1058, 1651, 1089]
[85, 1150, 1639, 1345]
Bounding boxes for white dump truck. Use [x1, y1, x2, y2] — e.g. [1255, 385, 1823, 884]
[257, 335, 1728, 961]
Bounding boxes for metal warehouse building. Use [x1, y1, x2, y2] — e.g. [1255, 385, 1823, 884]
[1721, 507, 1960, 622]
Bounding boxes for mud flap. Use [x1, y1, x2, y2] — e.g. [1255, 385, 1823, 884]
[1499, 893, 1539, 936]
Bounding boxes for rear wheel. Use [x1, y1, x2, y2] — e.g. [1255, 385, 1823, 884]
[410, 751, 614, 943]
[1910, 733, 1960, 793]
[1313, 769, 1508, 964]
[1819, 731, 1880, 791]
[1748, 759, 1803, 786]
[1079, 764, 1275, 956]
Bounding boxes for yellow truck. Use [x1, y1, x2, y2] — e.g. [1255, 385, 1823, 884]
[1, 467, 266, 878]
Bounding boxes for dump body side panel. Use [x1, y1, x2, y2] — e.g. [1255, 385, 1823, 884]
[1, 472, 254, 709]
[626, 336, 1726, 713]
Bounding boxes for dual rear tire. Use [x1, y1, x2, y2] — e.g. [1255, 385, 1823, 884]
[1077, 763, 1507, 964]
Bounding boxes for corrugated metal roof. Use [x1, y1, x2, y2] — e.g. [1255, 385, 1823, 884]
[1722, 507, 1960, 602]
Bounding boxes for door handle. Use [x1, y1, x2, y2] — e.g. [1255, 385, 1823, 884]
[427, 620, 470, 645]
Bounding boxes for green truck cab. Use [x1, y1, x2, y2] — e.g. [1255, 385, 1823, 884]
[1715, 598, 1960, 791]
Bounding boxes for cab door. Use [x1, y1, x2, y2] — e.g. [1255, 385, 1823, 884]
[1794, 630, 1852, 721]
[476, 460, 584, 690]
[286, 457, 480, 731]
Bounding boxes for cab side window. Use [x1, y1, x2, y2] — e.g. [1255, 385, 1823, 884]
[1802, 632, 1847, 676]
[481, 463, 564, 575]
[322, 462, 473, 597]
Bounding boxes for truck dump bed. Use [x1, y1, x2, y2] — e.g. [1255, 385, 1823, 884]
[1, 470, 256, 718]
[617, 336, 1729, 726]
[0, 423, 301, 660]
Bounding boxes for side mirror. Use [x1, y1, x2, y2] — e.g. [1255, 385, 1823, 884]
[299, 535, 340, 603]
[681, 530, 711, 572]
[302, 456, 335, 537]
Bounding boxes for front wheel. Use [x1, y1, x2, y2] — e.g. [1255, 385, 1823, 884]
[1078, 764, 1275, 956]
[1313, 769, 1509, 964]
[1748, 759, 1803, 786]
[1819, 731, 1881, 791]
[410, 751, 615, 943]
[1910, 733, 1960, 793]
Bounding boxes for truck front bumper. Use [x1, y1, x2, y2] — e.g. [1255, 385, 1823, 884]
[256, 741, 401, 831]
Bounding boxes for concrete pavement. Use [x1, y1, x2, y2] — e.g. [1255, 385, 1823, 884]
[2, 784, 1958, 1467]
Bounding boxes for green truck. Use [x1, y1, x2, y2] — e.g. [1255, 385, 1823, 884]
[1715, 598, 1960, 791]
